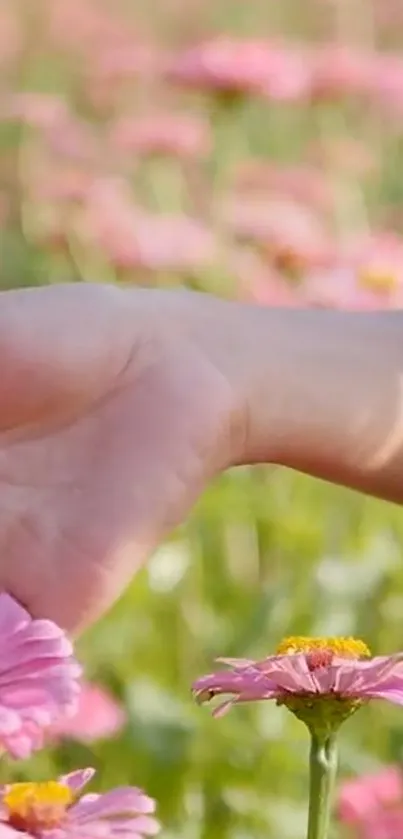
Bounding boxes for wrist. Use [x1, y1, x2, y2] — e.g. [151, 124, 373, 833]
[188, 294, 403, 495]
[179, 293, 289, 467]
[200, 299, 298, 468]
[207, 298, 403, 503]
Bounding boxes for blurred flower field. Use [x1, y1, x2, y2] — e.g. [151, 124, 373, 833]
[3, 0, 403, 836]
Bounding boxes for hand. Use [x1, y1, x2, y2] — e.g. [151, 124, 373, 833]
[1, 282, 402, 633]
[0, 283, 244, 632]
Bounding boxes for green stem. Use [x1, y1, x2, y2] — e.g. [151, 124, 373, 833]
[306, 732, 338, 839]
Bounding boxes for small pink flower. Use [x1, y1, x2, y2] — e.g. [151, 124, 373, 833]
[48, 0, 138, 57]
[31, 167, 92, 204]
[304, 232, 403, 311]
[370, 54, 403, 116]
[80, 181, 216, 272]
[166, 37, 312, 101]
[2, 93, 70, 130]
[193, 636, 403, 719]
[0, 769, 160, 839]
[310, 45, 376, 100]
[303, 265, 391, 311]
[338, 766, 403, 824]
[232, 250, 302, 308]
[0, 593, 81, 759]
[49, 681, 126, 744]
[89, 43, 159, 84]
[223, 196, 331, 274]
[234, 161, 333, 213]
[361, 808, 403, 839]
[109, 112, 212, 159]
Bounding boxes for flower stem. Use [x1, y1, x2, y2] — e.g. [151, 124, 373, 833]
[306, 732, 338, 839]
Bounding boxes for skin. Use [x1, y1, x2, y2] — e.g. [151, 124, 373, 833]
[1, 282, 403, 633]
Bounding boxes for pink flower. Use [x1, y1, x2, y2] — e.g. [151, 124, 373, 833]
[310, 46, 377, 100]
[80, 181, 217, 272]
[0, 769, 160, 839]
[1, 95, 97, 163]
[360, 809, 403, 839]
[231, 250, 302, 308]
[193, 636, 403, 722]
[48, 0, 138, 57]
[49, 681, 126, 744]
[2, 93, 70, 130]
[303, 232, 403, 311]
[303, 265, 392, 311]
[234, 161, 334, 213]
[338, 766, 403, 824]
[223, 196, 331, 274]
[370, 54, 403, 116]
[166, 37, 312, 101]
[88, 43, 159, 85]
[30, 167, 92, 204]
[109, 112, 212, 159]
[0, 593, 81, 759]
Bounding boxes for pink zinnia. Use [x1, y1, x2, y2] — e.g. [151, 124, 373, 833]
[234, 161, 333, 213]
[360, 809, 403, 839]
[304, 232, 403, 311]
[166, 37, 311, 101]
[310, 46, 377, 100]
[81, 181, 217, 273]
[193, 636, 403, 727]
[49, 681, 126, 744]
[223, 195, 331, 274]
[0, 769, 159, 839]
[0, 593, 81, 759]
[338, 766, 403, 824]
[302, 265, 394, 311]
[110, 112, 212, 159]
[231, 250, 302, 308]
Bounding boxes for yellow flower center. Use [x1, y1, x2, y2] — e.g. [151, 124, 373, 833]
[3, 782, 73, 832]
[276, 636, 371, 661]
[275, 636, 371, 734]
[358, 268, 397, 294]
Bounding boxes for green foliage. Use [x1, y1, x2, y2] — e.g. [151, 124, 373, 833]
[5, 470, 403, 837]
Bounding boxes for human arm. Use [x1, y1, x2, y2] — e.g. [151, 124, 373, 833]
[194, 299, 403, 503]
[0, 282, 402, 631]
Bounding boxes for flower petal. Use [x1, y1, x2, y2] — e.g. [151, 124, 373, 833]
[61, 768, 96, 794]
[0, 596, 30, 636]
[264, 656, 318, 693]
[71, 789, 156, 822]
[0, 595, 81, 759]
[216, 658, 257, 668]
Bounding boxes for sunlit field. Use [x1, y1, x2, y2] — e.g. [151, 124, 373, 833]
[2, 1, 403, 837]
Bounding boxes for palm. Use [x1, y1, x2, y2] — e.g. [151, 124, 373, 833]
[0, 284, 236, 631]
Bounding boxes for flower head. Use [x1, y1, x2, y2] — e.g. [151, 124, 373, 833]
[110, 112, 212, 160]
[0, 593, 81, 759]
[223, 195, 331, 275]
[338, 766, 403, 824]
[166, 37, 312, 102]
[0, 769, 160, 839]
[49, 681, 126, 744]
[193, 636, 403, 735]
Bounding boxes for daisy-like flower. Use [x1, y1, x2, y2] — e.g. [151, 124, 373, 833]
[0, 593, 81, 759]
[193, 636, 403, 735]
[338, 766, 403, 824]
[0, 769, 160, 839]
[49, 681, 127, 745]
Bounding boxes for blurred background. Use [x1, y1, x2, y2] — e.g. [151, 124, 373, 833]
[3, 0, 403, 836]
